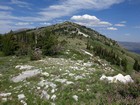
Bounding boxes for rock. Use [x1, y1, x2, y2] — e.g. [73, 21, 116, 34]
[18, 94, 25, 100]
[66, 81, 74, 85]
[75, 75, 83, 80]
[51, 89, 55, 93]
[20, 100, 27, 105]
[38, 80, 57, 89]
[0, 93, 11, 97]
[83, 62, 93, 67]
[41, 90, 50, 100]
[37, 87, 41, 90]
[15, 65, 34, 70]
[72, 95, 78, 101]
[81, 50, 93, 57]
[51, 94, 56, 101]
[55, 79, 67, 83]
[2, 98, 7, 102]
[41, 72, 49, 77]
[100, 73, 134, 84]
[12, 69, 41, 82]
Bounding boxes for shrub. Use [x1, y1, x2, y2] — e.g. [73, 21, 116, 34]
[30, 48, 42, 61]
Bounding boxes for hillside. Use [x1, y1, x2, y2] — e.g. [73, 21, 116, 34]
[0, 21, 140, 104]
[27, 21, 140, 72]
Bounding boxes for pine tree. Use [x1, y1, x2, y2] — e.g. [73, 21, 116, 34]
[2, 32, 15, 55]
[86, 37, 91, 50]
[42, 30, 59, 55]
[0, 34, 2, 51]
[133, 59, 139, 71]
[121, 58, 128, 72]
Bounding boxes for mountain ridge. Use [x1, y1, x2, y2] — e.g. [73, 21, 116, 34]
[0, 21, 140, 72]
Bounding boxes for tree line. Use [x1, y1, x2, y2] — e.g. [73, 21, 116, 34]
[92, 46, 128, 72]
[0, 30, 65, 59]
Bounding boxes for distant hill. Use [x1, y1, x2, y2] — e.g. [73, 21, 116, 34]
[119, 42, 140, 54]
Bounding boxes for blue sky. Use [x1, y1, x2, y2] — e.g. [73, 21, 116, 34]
[0, 0, 140, 42]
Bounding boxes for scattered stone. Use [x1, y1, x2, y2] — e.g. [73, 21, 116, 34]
[41, 72, 49, 77]
[83, 62, 93, 67]
[70, 66, 79, 70]
[41, 90, 50, 100]
[20, 100, 27, 105]
[51, 89, 55, 93]
[38, 80, 57, 89]
[51, 102, 56, 105]
[81, 50, 93, 57]
[75, 75, 83, 80]
[66, 81, 74, 85]
[78, 30, 89, 37]
[72, 95, 78, 101]
[55, 79, 67, 83]
[37, 87, 41, 90]
[12, 69, 41, 82]
[15, 65, 34, 70]
[2, 98, 7, 102]
[51, 94, 56, 101]
[18, 94, 25, 100]
[0, 93, 11, 97]
[69, 73, 75, 77]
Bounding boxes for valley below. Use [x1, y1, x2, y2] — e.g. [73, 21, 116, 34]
[119, 42, 140, 54]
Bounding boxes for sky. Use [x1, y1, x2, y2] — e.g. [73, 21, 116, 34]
[0, 0, 140, 42]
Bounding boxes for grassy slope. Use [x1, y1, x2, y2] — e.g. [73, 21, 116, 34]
[0, 49, 140, 105]
[6, 21, 139, 74]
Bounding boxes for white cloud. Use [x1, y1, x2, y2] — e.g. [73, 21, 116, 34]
[1, 0, 125, 22]
[125, 33, 130, 36]
[37, 0, 125, 21]
[71, 15, 100, 21]
[115, 23, 125, 27]
[71, 14, 112, 27]
[0, 5, 13, 10]
[11, 0, 31, 8]
[107, 27, 118, 30]
[40, 22, 51, 26]
[0, 13, 34, 34]
[0, 0, 125, 33]
[134, 26, 140, 29]
[15, 22, 33, 26]
[120, 21, 127, 23]
[114, 21, 126, 27]
[0, 20, 16, 33]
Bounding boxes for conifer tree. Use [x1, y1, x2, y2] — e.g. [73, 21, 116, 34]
[121, 58, 128, 72]
[0, 34, 2, 51]
[133, 59, 139, 72]
[42, 30, 58, 55]
[2, 31, 15, 55]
